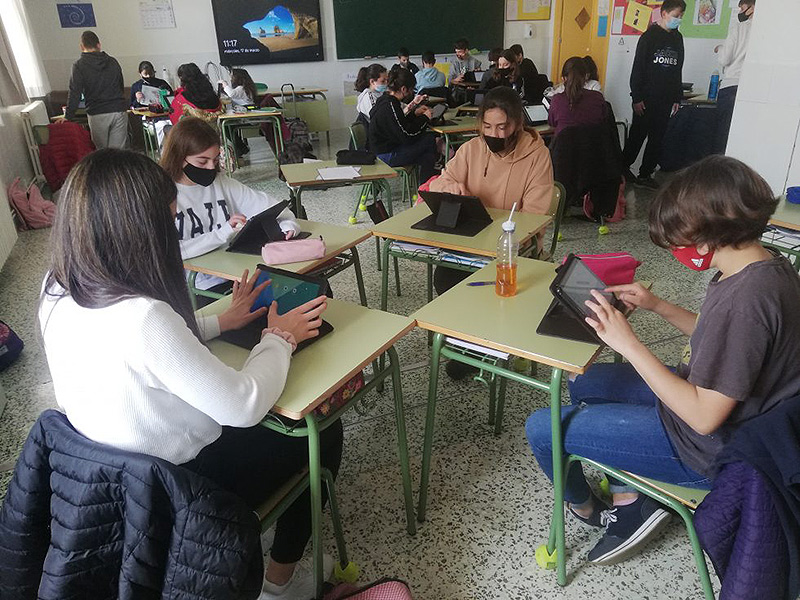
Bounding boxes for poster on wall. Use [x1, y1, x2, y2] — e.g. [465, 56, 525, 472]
[680, 0, 731, 38]
[56, 3, 96, 28]
[139, 0, 176, 29]
[612, 0, 658, 36]
[693, 0, 722, 25]
[210, 0, 324, 66]
[506, 0, 551, 21]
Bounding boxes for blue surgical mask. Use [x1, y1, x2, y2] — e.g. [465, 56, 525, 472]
[375, 84, 387, 93]
[666, 16, 682, 29]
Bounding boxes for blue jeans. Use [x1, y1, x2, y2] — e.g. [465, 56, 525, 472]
[377, 133, 437, 184]
[525, 363, 710, 504]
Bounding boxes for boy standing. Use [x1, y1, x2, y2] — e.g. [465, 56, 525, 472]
[415, 52, 446, 93]
[622, 0, 686, 189]
[66, 31, 128, 149]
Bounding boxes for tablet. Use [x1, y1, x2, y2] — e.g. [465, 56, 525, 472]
[524, 104, 548, 125]
[550, 254, 623, 319]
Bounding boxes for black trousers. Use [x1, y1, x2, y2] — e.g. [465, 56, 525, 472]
[433, 266, 471, 295]
[622, 100, 673, 178]
[183, 421, 344, 564]
[713, 85, 737, 154]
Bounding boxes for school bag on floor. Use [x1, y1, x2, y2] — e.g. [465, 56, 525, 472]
[325, 578, 413, 599]
[280, 83, 312, 147]
[0, 320, 23, 371]
[7, 178, 57, 230]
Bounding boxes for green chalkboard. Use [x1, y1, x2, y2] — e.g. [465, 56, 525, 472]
[332, 0, 505, 60]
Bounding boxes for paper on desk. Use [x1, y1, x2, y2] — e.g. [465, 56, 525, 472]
[389, 242, 440, 256]
[445, 337, 510, 360]
[316, 166, 361, 180]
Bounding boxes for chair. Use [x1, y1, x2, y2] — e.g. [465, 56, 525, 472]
[256, 467, 358, 599]
[535, 458, 714, 600]
[538, 181, 567, 262]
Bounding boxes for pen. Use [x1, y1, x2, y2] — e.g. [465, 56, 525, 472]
[467, 281, 495, 287]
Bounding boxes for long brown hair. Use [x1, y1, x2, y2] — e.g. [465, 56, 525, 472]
[160, 117, 221, 181]
[230, 68, 257, 103]
[44, 149, 202, 340]
[562, 56, 589, 108]
[477, 86, 526, 152]
[498, 49, 520, 82]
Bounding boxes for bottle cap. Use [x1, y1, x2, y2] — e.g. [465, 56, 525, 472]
[502, 220, 516, 232]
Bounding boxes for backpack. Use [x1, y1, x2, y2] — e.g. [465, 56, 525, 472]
[0, 320, 23, 372]
[277, 140, 316, 182]
[7, 178, 57, 230]
[325, 578, 413, 599]
[286, 116, 311, 147]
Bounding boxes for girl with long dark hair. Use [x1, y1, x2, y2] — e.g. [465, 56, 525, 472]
[547, 56, 607, 136]
[169, 62, 222, 124]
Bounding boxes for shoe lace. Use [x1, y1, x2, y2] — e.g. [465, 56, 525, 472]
[599, 508, 618, 527]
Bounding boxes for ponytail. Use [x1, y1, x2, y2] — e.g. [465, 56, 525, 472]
[561, 57, 589, 109]
[355, 63, 387, 92]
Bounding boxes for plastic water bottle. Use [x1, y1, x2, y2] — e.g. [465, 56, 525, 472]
[708, 70, 720, 102]
[496, 203, 519, 297]
[162, 66, 170, 87]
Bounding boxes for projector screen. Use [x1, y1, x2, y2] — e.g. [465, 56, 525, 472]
[210, 0, 324, 66]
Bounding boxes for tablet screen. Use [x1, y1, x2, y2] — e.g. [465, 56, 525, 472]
[525, 104, 548, 123]
[559, 258, 614, 317]
[251, 269, 324, 314]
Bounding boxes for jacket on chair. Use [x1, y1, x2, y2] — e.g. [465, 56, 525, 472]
[0, 410, 263, 600]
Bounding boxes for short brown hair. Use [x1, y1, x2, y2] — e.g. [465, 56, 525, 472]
[661, 0, 687, 13]
[160, 117, 221, 182]
[649, 155, 778, 250]
[80, 31, 100, 49]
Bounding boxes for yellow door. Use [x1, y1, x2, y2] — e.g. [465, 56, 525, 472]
[552, 0, 610, 87]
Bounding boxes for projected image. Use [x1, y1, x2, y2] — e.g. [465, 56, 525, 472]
[211, 0, 323, 66]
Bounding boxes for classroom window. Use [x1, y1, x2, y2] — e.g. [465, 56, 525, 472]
[0, 0, 50, 98]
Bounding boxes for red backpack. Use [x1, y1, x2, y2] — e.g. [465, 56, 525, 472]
[7, 178, 57, 230]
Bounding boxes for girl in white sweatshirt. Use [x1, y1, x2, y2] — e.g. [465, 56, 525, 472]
[39, 148, 339, 600]
[160, 117, 300, 294]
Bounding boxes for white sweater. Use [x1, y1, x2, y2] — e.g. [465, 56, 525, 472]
[39, 283, 292, 465]
[175, 175, 299, 289]
[222, 83, 254, 106]
[717, 17, 752, 89]
[356, 89, 382, 120]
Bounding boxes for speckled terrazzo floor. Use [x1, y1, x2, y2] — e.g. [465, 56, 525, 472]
[0, 130, 718, 598]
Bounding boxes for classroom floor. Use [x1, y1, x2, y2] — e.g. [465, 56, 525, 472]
[0, 131, 719, 599]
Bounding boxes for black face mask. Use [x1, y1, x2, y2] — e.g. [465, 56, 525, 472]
[497, 67, 511, 76]
[484, 135, 507, 153]
[183, 163, 217, 187]
[737, 10, 750, 21]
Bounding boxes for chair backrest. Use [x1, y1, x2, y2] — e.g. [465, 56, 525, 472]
[546, 181, 567, 259]
[434, 62, 450, 86]
[349, 121, 368, 150]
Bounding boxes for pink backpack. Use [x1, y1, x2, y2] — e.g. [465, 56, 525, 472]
[325, 578, 413, 600]
[7, 178, 56, 230]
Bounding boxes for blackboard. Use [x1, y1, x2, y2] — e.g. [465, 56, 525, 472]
[332, 0, 504, 60]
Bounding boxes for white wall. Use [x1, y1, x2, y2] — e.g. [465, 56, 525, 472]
[27, 0, 557, 130]
[726, 1, 800, 195]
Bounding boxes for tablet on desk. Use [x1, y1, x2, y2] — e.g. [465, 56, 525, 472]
[217, 266, 332, 354]
[411, 191, 492, 237]
[524, 104, 549, 126]
[537, 254, 625, 344]
[227, 200, 310, 255]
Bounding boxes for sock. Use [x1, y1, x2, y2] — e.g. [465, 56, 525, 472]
[569, 496, 595, 516]
[613, 496, 639, 507]
[262, 577, 291, 595]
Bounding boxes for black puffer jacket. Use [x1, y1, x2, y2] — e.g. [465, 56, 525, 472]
[0, 410, 263, 600]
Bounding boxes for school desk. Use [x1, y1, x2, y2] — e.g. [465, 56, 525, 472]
[273, 88, 331, 147]
[410, 258, 604, 586]
[371, 203, 551, 313]
[763, 196, 800, 272]
[130, 108, 169, 159]
[217, 109, 284, 171]
[430, 117, 555, 164]
[280, 159, 398, 221]
[183, 219, 371, 307]
[200, 296, 417, 598]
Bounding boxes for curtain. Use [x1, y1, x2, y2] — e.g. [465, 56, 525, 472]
[0, 0, 49, 99]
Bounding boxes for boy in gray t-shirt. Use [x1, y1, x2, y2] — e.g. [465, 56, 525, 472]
[525, 155, 800, 566]
[448, 38, 482, 84]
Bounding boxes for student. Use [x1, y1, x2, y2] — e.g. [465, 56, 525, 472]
[395, 47, 419, 75]
[39, 148, 338, 599]
[368, 67, 436, 183]
[355, 63, 388, 123]
[548, 57, 607, 136]
[160, 117, 299, 297]
[526, 155, 800, 565]
[430, 86, 553, 379]
[130, 60, 173, 108]
[488, 49, 540, 104]
[65, 31, 128, 149]
[415, 51, 446, 93]
[622, 0, 686, 189]
[509, 43, 539, 86]
[713, 0, 755, 153]
[449, 38, 482, 104]
[170, 63, 222, 125]
[481, 48, 504, 87]
[219, 67, 258, 106]
[582, 55, 603, 92]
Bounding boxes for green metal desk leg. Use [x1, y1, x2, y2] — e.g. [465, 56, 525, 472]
[303, 414, 325, 599]
[417, 332, 444, 522]
[188, 271, 199, 310]
[443, 133, 451, 165]
[545, 368, 567, 586]
[493, 359, 510, 436]
[387, 345, 417, 535]
[426, 263, 434, 347]
[380, 238, 391, 313]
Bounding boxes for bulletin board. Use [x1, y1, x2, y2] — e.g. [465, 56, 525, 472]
[506, 0, 552, 21]
[611, 0, 658, 36]
[680, 0, 732, 38]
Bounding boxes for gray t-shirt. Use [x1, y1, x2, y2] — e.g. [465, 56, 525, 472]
[658, 253, 800, 477]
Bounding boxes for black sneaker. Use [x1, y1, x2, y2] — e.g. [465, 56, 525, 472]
[635, 175, 660, 190]
[568, 491, 610, 528]
[587, 496, 671, 564]
[445, 360, 478, 381]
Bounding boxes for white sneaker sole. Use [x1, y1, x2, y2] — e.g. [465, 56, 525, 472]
[589, 509, 672, 565]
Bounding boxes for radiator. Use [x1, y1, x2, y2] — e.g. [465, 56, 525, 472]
[20, 100, 49, 183]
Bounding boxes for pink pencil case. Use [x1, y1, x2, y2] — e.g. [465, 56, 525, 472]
[261, 237, 326, 265]
[562, 252, 642, 286]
